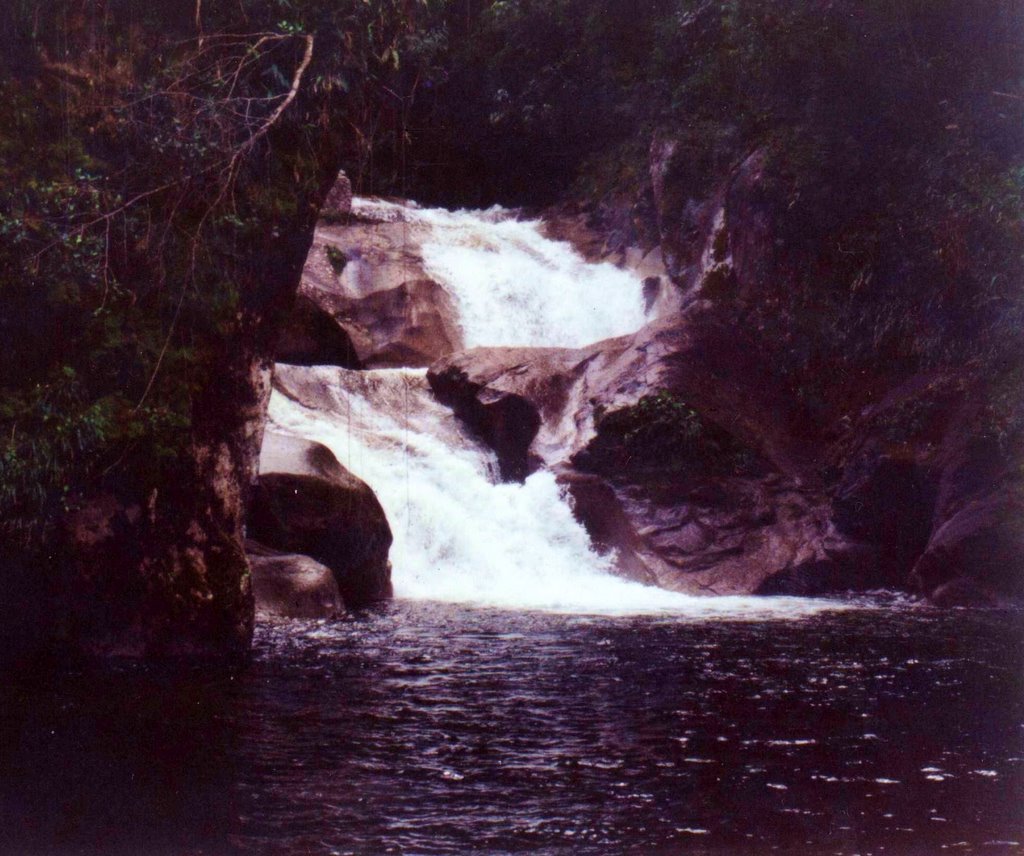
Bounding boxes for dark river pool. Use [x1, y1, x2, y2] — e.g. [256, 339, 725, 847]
[2, 599, 1022, 855]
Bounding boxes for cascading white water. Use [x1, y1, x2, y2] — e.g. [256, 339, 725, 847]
[270, 199, 846, 618]
[350, 197, 648, 348]
[271, 368, 691, 613]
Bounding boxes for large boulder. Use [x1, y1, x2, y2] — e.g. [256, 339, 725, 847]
[428, 348, 567, 481]
[912, 384, 1024, 600]
[292, 204, 464, 368]
[830, 453, 937, 584]
[566, 456, 866, 597]
[320, 278, 461, 368]
[428, 302, 818, 485]
[248, 432, 393, 607]
[247, 542, 344, 620]
[318, 218, 431, 297]
[822, 370, 1024, 600]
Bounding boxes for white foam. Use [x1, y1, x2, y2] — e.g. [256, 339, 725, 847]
[353, 197, 648, 348]
[269, 368, 847, 619]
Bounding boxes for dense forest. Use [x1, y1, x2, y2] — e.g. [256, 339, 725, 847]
[1, 0, 1022, 660]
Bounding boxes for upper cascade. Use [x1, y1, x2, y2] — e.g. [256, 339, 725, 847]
[350, 197, 649, 349]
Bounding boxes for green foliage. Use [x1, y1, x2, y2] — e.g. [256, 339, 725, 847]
[603, 392, 704, 455]
[1, 0, 1020, 540]
[404, 0, 1021, 431]
[0, 0, 449, 541]
[594, 391, 759, 477]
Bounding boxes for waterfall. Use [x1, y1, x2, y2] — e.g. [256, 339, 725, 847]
[349, 197, 648, 348]
[269, 200, 843, 617]
[270, 368, 693, 613]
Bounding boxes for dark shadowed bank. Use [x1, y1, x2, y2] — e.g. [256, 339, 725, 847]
[1, 1, 1022, 665]
[0, 0, 438, 663]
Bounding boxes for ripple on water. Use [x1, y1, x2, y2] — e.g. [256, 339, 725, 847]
[1, 600, 1021, 855]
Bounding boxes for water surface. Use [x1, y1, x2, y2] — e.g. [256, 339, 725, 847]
[2, 600, 1021, 855]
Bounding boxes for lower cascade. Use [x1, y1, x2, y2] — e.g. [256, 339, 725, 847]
[269, 199, 842, 618]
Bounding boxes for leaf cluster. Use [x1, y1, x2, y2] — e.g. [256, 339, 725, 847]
[0, 0, 449, 541]
[589, 391, 759, 478]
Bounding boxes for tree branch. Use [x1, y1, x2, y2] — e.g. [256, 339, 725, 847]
[223, 34, 314, 187]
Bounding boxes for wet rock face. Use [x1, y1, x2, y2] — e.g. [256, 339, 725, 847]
[285, 219, 463, 369]
[248, 433, 393, 607]
[321, 278, 461, 368]
[422, 144, 1023, 600]
[558, 389, 863, 595]
[555, 469, 658, 585]
[428, 355, 548, 482]
[831, 454, 937, 583]
[912, 489, 1024, 601]
[649, 134, 776, 305]
[928, 576, 999, 608]
[822, 372, 1024, 601]
[564, 461, 866, 597]
[427, 336, 865, 595]
[649, 134, 735, 287]
[626, 477, 833, 596]
[286, 197, 479, 371]
[428, 300, 822, 488]
[540, 202, 680, 319]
